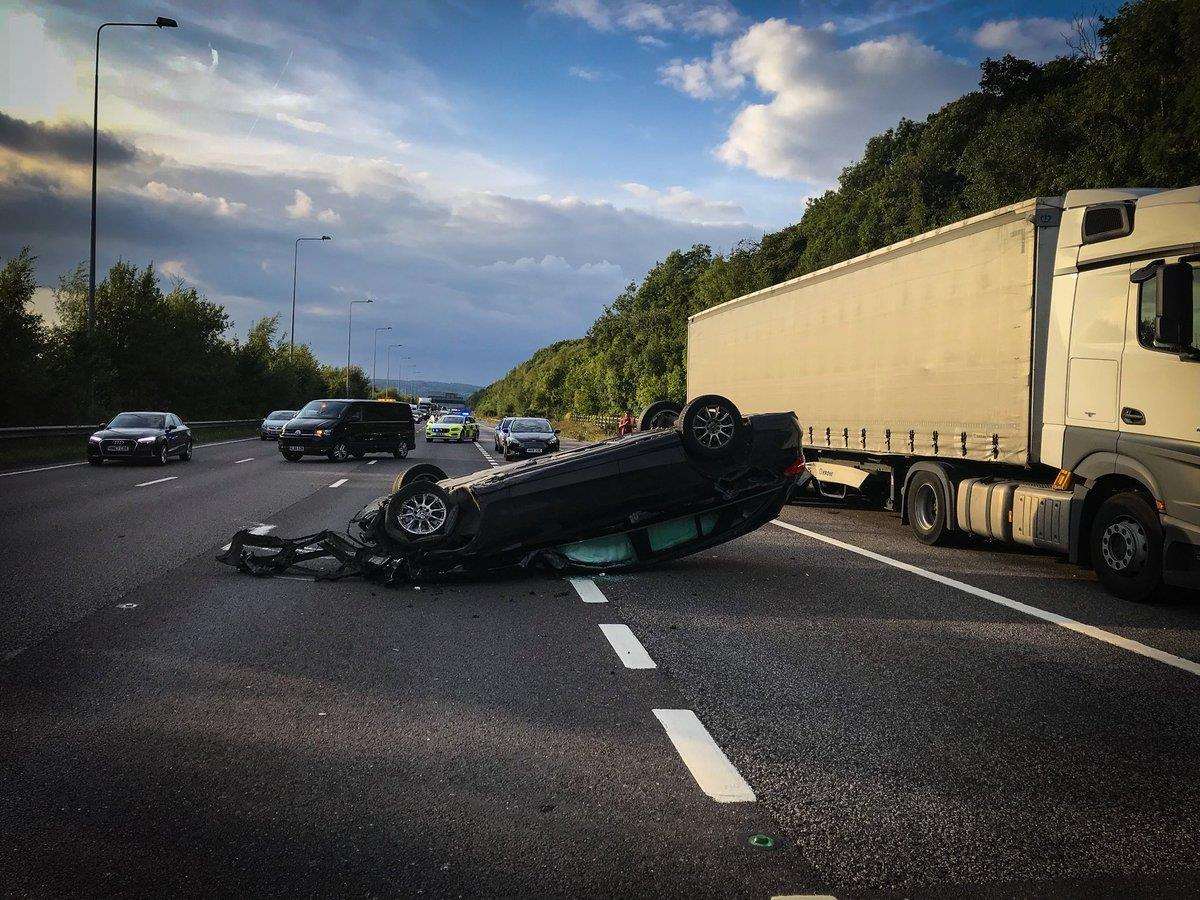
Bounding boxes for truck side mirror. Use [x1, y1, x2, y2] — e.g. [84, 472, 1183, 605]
[1155, 263, 1193, 349]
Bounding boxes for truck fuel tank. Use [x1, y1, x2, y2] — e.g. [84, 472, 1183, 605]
[957, 478, 1073, 552]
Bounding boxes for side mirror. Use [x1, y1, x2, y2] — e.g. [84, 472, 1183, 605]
[165, 424, 175, 432]
[554, 429, 561, 435]
[98, 421, 107, 430]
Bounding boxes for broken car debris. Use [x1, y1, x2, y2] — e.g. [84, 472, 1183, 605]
[217, 395, 805, 583]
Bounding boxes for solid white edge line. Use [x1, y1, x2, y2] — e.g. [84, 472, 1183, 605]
[329, 478, 348, 488]
[771, 519, 1200, 678]
[134, 476, 178, 487]
[568, 576, 608, 603]
[599, 623, 657, 669]
[0, 436, 260, 478]
[652, 709, 756, 803]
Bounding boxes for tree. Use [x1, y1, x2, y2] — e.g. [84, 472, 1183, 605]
[0, 247, 49, 424]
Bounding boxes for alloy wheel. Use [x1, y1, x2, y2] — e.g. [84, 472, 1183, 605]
[397, 491, 448, 536]
[690, 403, 735, 450]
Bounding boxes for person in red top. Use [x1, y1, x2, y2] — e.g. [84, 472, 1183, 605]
[617, 412, 634, 436]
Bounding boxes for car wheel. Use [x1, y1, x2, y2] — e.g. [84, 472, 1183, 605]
[328, 440, 351, 462]
[638, 400, 683, 432]
[678, 395, 744, 460]
[393, 446, 409, 459]
[281, 450, 303, 462]
[1091, 491, 1164, 601]
[384, 481, 458, 545]
[156, 442, 169, 466]
[391, 464, 448, 494]
[906, 471, 950, 545]
[352, 450, 366, 460]
[88, 457, 103, 466]
[180, 442, 192, 461]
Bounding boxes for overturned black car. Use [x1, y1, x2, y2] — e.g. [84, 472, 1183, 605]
[218, 395, 804, 582]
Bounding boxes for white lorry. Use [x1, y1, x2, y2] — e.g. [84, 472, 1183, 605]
[686, 187, 1200, 600]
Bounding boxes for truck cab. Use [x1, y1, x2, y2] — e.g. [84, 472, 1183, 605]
[1043, 186, 1200, 596]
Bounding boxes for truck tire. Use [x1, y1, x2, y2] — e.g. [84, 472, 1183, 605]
[638, 401, 682, 432]
[678, 395, 743, 460]
[1090, 491, 1164, 601]
[906, 471, 950, 545]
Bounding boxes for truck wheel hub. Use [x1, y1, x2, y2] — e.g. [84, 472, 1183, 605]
[1101, 517, 1147, 574]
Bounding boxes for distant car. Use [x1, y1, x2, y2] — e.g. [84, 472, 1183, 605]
[221, 395, 806, 580]
[426, 414, 470, 442]
[278, 399, 415, 462]
[260, 409, 297, 440]
[494, 417, 513, 452]
[88, 411, 192, 466]
[503, 418, 560, 460]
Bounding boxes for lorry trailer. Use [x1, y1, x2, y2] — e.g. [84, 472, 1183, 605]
[687, 187, 1200, 600]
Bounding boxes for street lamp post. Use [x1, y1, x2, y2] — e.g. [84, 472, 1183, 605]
[290, 235, 331, 354]
[385, 344, 402, 387]
[371, 326, 392, 394]
[88, 15, 177, 417]
[346, 298, 373, 396]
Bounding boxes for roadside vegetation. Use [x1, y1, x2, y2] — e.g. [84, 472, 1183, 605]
[0, 250, 372, 427]
[472, 0, 1199, 419]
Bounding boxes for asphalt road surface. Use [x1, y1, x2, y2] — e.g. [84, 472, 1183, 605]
[2, 427, 1199, 898]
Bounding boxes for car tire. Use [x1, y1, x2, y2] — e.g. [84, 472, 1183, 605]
[391, 464, 448, 494]
[328, 440, 351, 462]
[88, 457, 103, 466]
[638, 400, 683, 432]
[1090, 491, 1164, 601]
[155, 443, 169, 466]
[678, 395, 744, 460]
[281, 450, 303, 462]
[352, 450, 366, 460]
[906, 471, 951, 545]
[393, 446, 409, 459]
[384, 480, 458, 545]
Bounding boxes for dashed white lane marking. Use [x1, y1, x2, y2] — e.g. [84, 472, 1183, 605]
[329, 478, 348, 488]
[234, 457, 254, 464]
[652, 709, 756, 803]
[568, 576, 608, 603]
[771, 519, 1200, 678]
[599, 624, 656, 669]
[473, 441, 500, 468]
[367, 459, 377, 465]
[134, 476, 178, 487]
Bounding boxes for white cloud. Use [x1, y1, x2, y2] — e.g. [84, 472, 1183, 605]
[275, 112, 330, 134]
[285, 188, 340, 222]
[541, 0, 740, 37]
[663, 18, 973, 181]
[568, 66, 607, 82]
[619, 182, 745, 223]
[636, 34, 668, 47]
[143, 181, 246, 217]
[286, 188, 314, 218]
[483, 255, 623, 278]
[0, 9, 78, 119]
[971, 17, 1071, 61]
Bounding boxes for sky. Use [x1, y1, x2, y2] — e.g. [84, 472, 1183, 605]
[0, 0, 1100, 387]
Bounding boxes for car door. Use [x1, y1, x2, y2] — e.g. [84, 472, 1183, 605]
[172, 415, 189, 451]
[342, 405, 366, 449]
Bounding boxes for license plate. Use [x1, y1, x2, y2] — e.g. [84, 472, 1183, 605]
[285, 444, 305, 452]
[527, 448, 542, 454]
[109, 445, 130, 452]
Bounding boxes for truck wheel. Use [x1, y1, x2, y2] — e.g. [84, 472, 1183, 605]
[638, 400, 682, 432]
[1090, 492, 1164, 601]
[384, 481, 457, 545]
[678, 395, 743, 460]
[907, 471, 950, 545]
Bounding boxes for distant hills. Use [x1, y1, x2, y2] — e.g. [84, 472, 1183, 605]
[373, 379, 483, 398]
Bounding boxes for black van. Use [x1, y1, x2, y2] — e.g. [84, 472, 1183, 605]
[278, 399, 416, 462]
